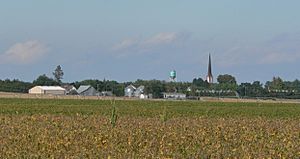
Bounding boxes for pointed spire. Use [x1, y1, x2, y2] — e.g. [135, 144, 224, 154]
[208, 54, 212, 76]
[206, 53, 213, 83]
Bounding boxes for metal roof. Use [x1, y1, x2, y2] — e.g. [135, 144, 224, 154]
[35, 86, 66, 91]
[136, 85, 144, 90]
[77, 85, 92, 94]
[125, 84, 136, 90]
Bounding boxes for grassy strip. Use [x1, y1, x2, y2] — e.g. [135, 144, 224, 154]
[0, 98, 300, 118]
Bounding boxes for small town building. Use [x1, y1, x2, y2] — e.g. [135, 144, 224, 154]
[29, 86, 66, 95]
[124, 84, 136, 97]
[125, 85, 148, 98]
[163, 92, 186, 100]
[61, 85, 77, 95]
[77, 85, 98, 96]
[134, 86, 145, 97]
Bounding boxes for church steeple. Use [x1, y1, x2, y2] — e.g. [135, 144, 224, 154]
[206, 53, 213, 83]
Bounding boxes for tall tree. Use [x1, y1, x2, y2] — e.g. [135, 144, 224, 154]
[53, 65, 64, 83]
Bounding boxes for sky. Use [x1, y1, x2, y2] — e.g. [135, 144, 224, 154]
[0, 0, 300, 83]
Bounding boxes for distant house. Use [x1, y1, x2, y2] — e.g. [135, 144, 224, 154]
[134, 86, 145, 97]
[124, 84, 136, 97]
[77, 85, 98, 96]
[61, 85, 77, 95]
[29, 86, 66, 95]
[163, 92, 186, 100]
[125, 85, 148, 99]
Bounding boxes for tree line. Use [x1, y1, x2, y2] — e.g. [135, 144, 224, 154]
[0, 66, 300, 99]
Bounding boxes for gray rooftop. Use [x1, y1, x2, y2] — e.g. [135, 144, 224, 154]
[77, 85, 92, 94]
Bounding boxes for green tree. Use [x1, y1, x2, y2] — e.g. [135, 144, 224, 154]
[216, 74, 238, 91]
[0, 79, 33, 93]
[238, 81, 265, 97]
[192, 78, 209, 88]
[53, 65, 64, 83]
[265, 77, 285, 90]
[74, 79, 125, 96]
[33, 74, 59, 86]
[217, 74, 237, 84]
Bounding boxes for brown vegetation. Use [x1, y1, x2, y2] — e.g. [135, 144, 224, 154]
[1, 115, 300, 158]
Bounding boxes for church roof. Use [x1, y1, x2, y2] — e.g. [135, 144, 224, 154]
[207, 54, 213, 77]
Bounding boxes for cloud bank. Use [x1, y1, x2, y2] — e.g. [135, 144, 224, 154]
[199, 32, 300, 67]
[0, 40, 48, 64]
[258, 33, 300, 64]
[110, 32, 300, 71]
[112, 32, 189, 56]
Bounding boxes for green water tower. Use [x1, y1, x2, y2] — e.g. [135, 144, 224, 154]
[170, 70, 176, 81]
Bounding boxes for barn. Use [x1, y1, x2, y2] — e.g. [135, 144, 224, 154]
[29, 86, 66, 95]
[77, 85, 98, 96]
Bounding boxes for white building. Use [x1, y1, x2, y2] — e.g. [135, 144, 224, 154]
[163, 93, 186, 100]
[61, 85, 77, 95]
[125, 85, 148, 99]
[124, 85, 136, 97]
[29, 86, 66, 95]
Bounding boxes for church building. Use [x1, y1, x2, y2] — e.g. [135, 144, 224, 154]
[206, 54, 213, 83]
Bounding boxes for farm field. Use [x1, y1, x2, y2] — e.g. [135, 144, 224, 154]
[1, 98, 300, 158]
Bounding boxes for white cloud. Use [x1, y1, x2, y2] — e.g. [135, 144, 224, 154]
[142, 32, 178, 46]
[258, 33, 300, 64]
[208, 33, 300, 67]
[259, 51, 300, 64]
[112, 38, 138, 51]
[112, 32, 188, 56]
[112, 32, 300, 67]
[0, 40, 48, 64]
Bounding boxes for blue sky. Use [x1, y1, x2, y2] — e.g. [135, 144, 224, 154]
[0, 1, 299, 83]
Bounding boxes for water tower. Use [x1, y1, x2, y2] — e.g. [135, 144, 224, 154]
[169, 70, 176, 82]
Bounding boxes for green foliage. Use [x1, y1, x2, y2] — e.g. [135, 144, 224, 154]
[0, 79, 33, 93]
[192, 78, 209, 88]
[53, 65, 64, 83]
[217, 74, 237, 84]
[216, 74, 238, 91]
[74, 79, 124, 96]
[1, 98, 300, 118]
[110, 99, 118, 128]
[2, 74, 300, 98]
[33, 74, 59, 86]
[133, 79, 191, 98]
[238, 81, 265, 97]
